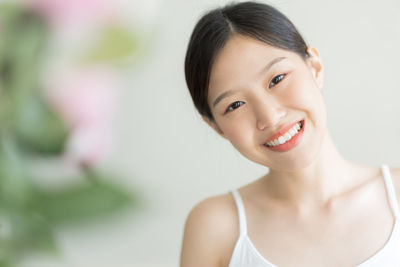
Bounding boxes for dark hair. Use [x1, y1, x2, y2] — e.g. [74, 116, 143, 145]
[184, 1, 309, 121]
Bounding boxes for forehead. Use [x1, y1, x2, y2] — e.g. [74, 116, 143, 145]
[208, 35, 301, 101]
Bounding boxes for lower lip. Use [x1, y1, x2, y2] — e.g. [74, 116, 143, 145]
[263, 120, 305, 152]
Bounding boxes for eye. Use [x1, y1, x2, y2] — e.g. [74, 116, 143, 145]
[225, 101, 244, 113]
[269, 74, 286, 88]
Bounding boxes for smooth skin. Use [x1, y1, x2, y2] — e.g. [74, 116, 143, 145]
[180, 35, 400, 267]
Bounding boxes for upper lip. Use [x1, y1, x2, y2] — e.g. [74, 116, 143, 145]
[263, 119, 303, 143]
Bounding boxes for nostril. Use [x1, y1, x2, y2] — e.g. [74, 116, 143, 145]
[256, 109, 287, 131]
[257, 120, 268, 131]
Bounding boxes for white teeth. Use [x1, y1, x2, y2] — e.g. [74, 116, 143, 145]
[278, 136, 285, 144]
[264, 121, 303, 147]
[284, 132, 292, 141]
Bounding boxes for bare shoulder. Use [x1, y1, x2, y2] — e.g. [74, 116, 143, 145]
[180, 193, 239, 267]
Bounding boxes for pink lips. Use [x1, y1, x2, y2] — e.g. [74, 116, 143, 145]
[263, 120, 305, 152]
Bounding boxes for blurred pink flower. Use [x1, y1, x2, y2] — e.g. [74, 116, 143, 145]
[26, 0, 112, 28]
[45, 67, 118, 167]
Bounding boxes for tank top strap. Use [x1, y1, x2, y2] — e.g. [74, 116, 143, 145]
[231, 190, 248, 236]
[381, 164, 400, 220]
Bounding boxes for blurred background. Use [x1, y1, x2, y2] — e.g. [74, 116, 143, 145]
[0, 0, 399, 266]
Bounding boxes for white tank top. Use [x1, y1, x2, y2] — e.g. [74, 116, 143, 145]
[229, 164, 400, 267]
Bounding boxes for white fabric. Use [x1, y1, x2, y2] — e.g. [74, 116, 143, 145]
[229, 164, 400, 267]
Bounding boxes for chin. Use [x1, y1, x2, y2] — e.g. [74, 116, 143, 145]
[269, 129, 327, 172]
[244, 150, 315, 172]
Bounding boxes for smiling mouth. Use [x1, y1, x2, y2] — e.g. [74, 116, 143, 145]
[263, 120, 304, 148]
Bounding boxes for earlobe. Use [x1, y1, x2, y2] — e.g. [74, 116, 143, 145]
[306, 46, 324, 89]
[202, 116, 225, 138]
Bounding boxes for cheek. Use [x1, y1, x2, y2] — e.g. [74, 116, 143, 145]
[219, 117, 254, 147]
[285, 72, 326, 116]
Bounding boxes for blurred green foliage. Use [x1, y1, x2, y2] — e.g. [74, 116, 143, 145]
[0, 3, 137, 266]
[84, 25, 140, 64]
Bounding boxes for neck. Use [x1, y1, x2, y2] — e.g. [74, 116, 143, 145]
[264, 133, 357, 215]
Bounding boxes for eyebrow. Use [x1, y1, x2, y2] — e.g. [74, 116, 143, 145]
[212, 56, 287, 108]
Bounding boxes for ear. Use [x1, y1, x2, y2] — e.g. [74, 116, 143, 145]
[202, 116, 226, 138]
[306, 46, 324, 89]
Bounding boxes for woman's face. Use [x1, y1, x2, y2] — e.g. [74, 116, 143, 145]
[205, 34, 327, 171]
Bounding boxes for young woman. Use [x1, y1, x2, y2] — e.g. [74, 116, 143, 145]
[180, 2, 400, 266]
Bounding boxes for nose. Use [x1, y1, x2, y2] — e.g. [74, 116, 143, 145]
[254, 94, 287, 131]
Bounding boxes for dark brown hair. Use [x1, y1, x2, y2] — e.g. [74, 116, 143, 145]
[184, 1, 308, 121]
